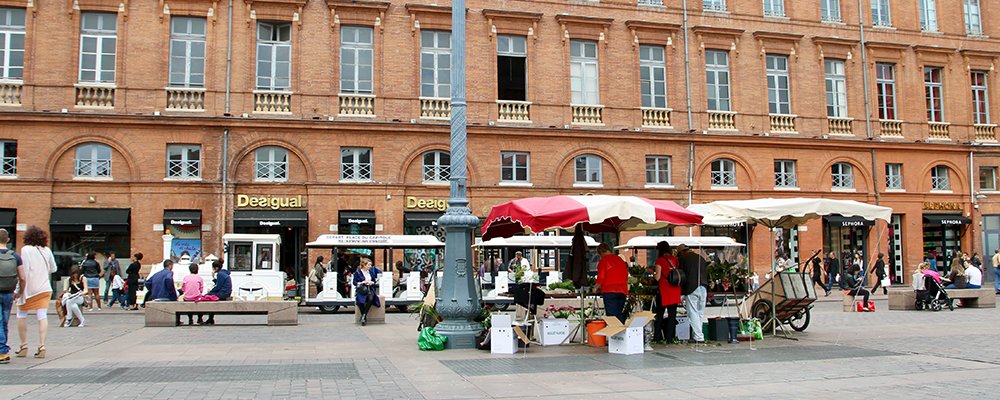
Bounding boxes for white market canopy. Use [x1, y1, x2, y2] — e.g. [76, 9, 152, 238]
[616, 236, 745, 249]
[306, 234, 444, 248]
[691, 198, 892, 228]
[473, 235, 600, 248]
[686, 204, 750, 226]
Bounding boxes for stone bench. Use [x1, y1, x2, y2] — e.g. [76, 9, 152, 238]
[888, 287, 996, 310]
[145, 301, 298, 327]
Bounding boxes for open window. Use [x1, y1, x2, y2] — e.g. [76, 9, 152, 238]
[228, 242, 252, 272]
[497, 35, 527, 101]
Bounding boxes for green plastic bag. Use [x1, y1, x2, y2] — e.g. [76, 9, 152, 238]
[418, 327, 448, 351]
[739, 319, 764, 341]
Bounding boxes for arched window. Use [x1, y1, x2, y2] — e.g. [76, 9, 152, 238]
[422, 151, 450, 183]
[74, 143, 112, 177]
[711, 158, 735, 187]
[931, 165, 950, 191]
[832, 162, 854, 188]
[255, 146, 288, 181]
[574, 154, 602, 184]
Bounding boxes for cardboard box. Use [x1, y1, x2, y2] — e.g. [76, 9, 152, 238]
[595, 311, 654, 355]
[545, 272, 562, 288]
[536, 318, 571, 346]
[490, 313, 516, 354]
[675, 316, 691, 340]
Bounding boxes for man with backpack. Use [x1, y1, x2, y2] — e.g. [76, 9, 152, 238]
[102, 251, 120, 303]
[678, 244, 709, 344]
[0, 229, 23, 364]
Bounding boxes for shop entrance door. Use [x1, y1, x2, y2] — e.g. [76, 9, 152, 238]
[233, 210, 309, 296]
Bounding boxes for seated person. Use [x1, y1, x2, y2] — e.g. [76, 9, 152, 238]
[965, 262, 983, 289]
[842, 265, 872, 312]
[207, 261, 232, 301]
[181, 264, 205, 325]
[146, 260, 178, 302]
[943, 264, 967, 289]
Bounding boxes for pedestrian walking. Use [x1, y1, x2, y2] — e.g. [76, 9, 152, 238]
[992, 249, 1000, 295]
[0, 229, 23, 364]
[80, 253, 102, 311]
[811, 256, 829, 296]
[825, 251, 840, 294]
[870, 253, 888, 295]
[15, 226, 58, 359]
[310, 256, 326, 296]
[107, 269, 127, 309]
[354, 258, 381, 326]
[61, 267, 87, 328]
[102, 251, 120, 303]
[126, 253, 142, 310]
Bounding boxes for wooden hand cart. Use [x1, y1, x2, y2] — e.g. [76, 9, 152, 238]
[739, 272, 817, 333]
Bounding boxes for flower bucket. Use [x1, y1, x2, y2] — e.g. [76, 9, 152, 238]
[587, 320, 607, 347]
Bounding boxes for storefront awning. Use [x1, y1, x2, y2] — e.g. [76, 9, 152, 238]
[0, 209, 14, 227]
[163, 210, 202, 227]
[404, 211, 442, 226]
[50, 208, 130, 233]
[339, 210, 376, 226]
[233, 210, 308, 228]
[923, 214, 971, 225]
[824, 215, 874, 227]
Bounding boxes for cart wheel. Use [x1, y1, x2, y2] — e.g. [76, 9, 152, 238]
[319, 305, 340, 313]
[931, 302, 942, 312]
[751, 299, 775, 333]
[789, 309, 810, 332]
[396, 304, 409, 313]
[495, 303, 511, 311]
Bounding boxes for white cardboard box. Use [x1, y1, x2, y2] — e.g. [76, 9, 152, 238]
[490, 313, 517, 354]
[675, 316, 691, 341]
[545, 272, 562, 288]
[596, 311, 654, 355]
[536, 318, 571, 346]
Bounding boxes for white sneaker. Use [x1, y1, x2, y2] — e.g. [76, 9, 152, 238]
[77, 322, 85, 327]
[63, 321, 71, 328]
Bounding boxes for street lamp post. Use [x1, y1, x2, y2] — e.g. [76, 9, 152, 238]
[434, 0, 482, 349]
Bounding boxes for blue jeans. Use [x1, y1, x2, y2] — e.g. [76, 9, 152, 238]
[994, 268, 1000, 292]
[602, 293, 627, 324]
[108, 289, 127, 308]
[826, 272, 836, 292]
[966, 283, 982, 289]
[0, 291, 12, 355]
[103, 279, 112, 302]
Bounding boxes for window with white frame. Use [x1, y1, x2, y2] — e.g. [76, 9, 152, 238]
[774, 160, 797, 188]
[0, 140, 15, 176]
[821, 0, 841, 22]
[980, 166, 997, 191]
[166, 144, 201, 179]
[831, 162, 854, 189]
[972, 70, 990, 125]
[497, 35, 527, 101]
[704, 0, 726, 12]
[871, 0, 891, 27]
[574, 154, 602, 184]
[341, 147, 372, 182]
[256, 22, 291, 91]
[766, 55, 791, 114]
[876, 63, 896, 120]
[825, 59, 847, 117]
[646, 155, 671, 185]
[75, 143, 111, 177]
[422, 151, 450, 183]
[919, 0, 938, 32]
[169, 17, 206, 88]
[79, 12, 117, 83]
[925, 67, 944, 123]
[706, 50, 731, 111]
[501, 152, 530, 183]
[420, 30, 451, 98]
[0, 8, 25, 80]
[711, 158, 736, 187]
[885, 163, 903, 189]
[254, 146, 287, 181]
[763, 0, 785, 17]
[570, 40, 600, 105]
[965, 0, 983, 35]
[340, 26, 373, 95]
[640, 45, 667, 109]
[931, 165, 950, 191]
[638, 0, 664, 5]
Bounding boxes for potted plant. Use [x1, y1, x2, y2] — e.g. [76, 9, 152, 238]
[537, 304, 575, 346]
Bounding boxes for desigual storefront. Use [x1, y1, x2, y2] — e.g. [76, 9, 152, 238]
[232, 194, 309, 283]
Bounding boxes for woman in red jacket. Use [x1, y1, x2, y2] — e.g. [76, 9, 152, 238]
[652, 241, 682, 343]
[596, 243, 629, 323]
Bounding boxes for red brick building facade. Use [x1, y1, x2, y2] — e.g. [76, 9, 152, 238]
[0, 0, 999, 283]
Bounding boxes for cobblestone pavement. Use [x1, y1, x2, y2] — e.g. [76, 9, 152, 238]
[1, 299, 998, 399]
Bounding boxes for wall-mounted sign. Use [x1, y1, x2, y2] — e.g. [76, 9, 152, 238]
[923, 202, 962, 211]
[406, 196, 448, 211]
[236, 194, 305, 210]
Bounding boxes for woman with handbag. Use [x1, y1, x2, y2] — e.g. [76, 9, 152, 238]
[652, 241, 682, 344]
[62, 266, 87, 328]
[14, 226, 58, 359]
[125, 253, 142, 310]
[353, 258, 382, 326]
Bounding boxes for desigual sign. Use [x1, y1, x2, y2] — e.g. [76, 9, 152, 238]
[236, 194, 306, 210]
[406, 196, 448, 211]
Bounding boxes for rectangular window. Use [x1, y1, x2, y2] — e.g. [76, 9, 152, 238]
[254, 147, 287, 181]
[872, 0, 891, 27]
[774, 160, 797, 188]
[821, 0, 841, 22]
[501, 152, 530, 183]
[420, 30, 451, 98]
[919, 0, 938, 32]
[931, 166, 950, 191]
[639, 45, 667, 109]
[825, 59, 847, 117]
[876, 63, 896, 120]
[256, 22, 291, 90]
[711, 159, 736, 187]
[570, 40, 599, 105]
[704, 0, 726, 12]
[645, 156, 671, 185]
[497, 35, 527, 101]
[925, 67, 944, 123]
[763, 0, 785, 17]
[0, 140, 15, 176]
[965, 0, 983, 35]
[341, 147, 372, 182]
[340, 26, 373, 95]
[166, 144, 201, 179]
[169, 17, 206, 88]
[980, 167, 997, 191]
[972, 70, 990, 125]
[79, 12, 117, 83]
[574, 155, 602, 184]
[705, 50, 731, 111]
[766, 55, 791, 114]
[885, 163, 903, 189]
[832, 163, 854, 189]
[0, 8, 25, 80]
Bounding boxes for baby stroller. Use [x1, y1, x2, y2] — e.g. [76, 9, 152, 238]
[914, 274, 953, 311]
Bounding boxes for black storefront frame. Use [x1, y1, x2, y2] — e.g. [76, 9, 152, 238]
[0, 208, 14, 249]
[922, 214, 970, 272]
[233, 209, 309, 296]
[49, 208, 131, 279]
[823, 215, 872, 270]
[338, 210, 376, 235]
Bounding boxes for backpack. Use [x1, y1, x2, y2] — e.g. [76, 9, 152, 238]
[0, 250, 18, 292]
[837, 272, 852, 290]
[666, 258, 685, 287]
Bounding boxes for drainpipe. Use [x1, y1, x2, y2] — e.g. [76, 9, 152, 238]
[224, 0, 234, 114]
[682, 0, 695, 235]
[970, 150, 978, 256]
[221, 129, 229, 251]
